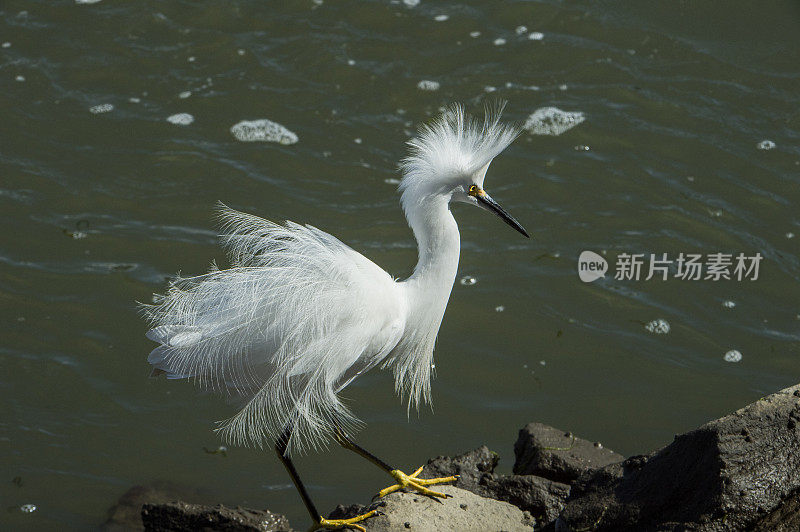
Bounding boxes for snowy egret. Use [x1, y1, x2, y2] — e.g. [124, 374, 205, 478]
[141, 102, 528, 531]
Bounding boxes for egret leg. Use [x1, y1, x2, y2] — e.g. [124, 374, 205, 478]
[333, 426, 458, 500]
[275, 426, 377, 532]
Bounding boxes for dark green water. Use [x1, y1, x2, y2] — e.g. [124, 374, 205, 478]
[2, 1, 799, 529]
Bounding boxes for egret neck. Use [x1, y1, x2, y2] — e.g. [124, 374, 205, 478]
[404, 193, 460, 295]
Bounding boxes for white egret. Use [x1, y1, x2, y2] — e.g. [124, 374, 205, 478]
[141, 102, 528, 531]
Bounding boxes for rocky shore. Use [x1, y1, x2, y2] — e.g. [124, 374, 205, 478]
[107, 383, 800, 531]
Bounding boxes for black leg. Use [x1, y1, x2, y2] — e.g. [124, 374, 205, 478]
[333, 426, 395, 474]
[275, 424, 381, 531]
[333, 425, 457, 502]
[274, 424, 321, 523]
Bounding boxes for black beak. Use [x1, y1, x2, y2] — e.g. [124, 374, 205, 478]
[476, 191, 530, 238]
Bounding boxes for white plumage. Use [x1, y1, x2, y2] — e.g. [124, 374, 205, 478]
[141, 102, 524, 455]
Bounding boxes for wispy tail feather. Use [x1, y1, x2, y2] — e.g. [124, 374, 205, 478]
[140, 205, 405, 454]
[147, 344, 197, 380]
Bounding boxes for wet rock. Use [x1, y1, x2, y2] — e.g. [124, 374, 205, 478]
[559, 383, 800, 531]
[141, 501, 293, 532]
[331, 484, 534, 531]
[513, 422, 624, 483]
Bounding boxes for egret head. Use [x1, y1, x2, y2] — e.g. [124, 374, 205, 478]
[399, 102, 529, 238]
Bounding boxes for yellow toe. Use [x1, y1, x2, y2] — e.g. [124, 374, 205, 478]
[375, 467, 458, 500]
[308, 509, 378, 532]
[416, 474, 459, 486]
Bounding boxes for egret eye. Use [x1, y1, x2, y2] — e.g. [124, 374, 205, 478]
[468, 184, 479, 196]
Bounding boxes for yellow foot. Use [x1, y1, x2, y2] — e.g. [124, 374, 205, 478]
[376, 466, 458, 499]
[307, 510, 378, 532]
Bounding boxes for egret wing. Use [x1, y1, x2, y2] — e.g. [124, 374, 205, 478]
[141, 205, 406, 452]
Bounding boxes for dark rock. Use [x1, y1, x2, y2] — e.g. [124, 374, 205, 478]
[750, 488, 800, 531]
[141, 501, 293, 532]
[513, 423, 624, 483]
[420, 445, 569, 526]
[421, 444, 499, 494]
[481, 474, 570, 524]
[328, 503, 369, 520]
[559, 384, 800, 531]
[104, 481, 211, 531]
[328, 501, 385, 520]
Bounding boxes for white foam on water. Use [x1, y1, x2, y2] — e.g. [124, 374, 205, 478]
[723, 349, 742, 363]
[2, 42, 10, 48]
[495, 305, 505, 312]
[515, 25, 528, 35]
[722, 300, 736, 309]
[757, 140, 775, 150]
[403, 0, 420, 6]
[524, 107, 585, 136]
[75, 0, 102, 4]
[166, 113, 194, 126]
[15, 75, 25, 82]
[89, 103, 114, 114]
[434, 14, 448, 21]
[459, 275, 476, 286]
[494, 37, 506, 46]
[20, 504, 37, 513]
[505, 81, 540, 91]
[417, 79, 440, 91]
[645, 319, 670, 334]
[178, 90, 191, 99]
[787, 232, 795, 239]
[529, 32, 544, 40]
[230, 119, 298, 144]
[469, 31, 481, 38]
